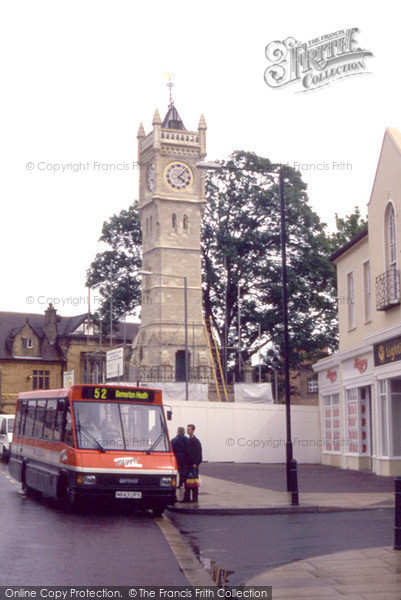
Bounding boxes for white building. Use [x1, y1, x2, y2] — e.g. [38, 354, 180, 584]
[314, 128, 401, 476]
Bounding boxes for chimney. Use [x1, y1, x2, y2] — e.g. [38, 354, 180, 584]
[43, 303, 59, 345]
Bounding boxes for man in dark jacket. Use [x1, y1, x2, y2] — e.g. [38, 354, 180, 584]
[183, 424, 202, 503]
[171, 427, 189, 488]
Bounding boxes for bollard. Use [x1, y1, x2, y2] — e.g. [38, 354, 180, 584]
[289, 459, 299, 506]
[395, 477, 401, 550]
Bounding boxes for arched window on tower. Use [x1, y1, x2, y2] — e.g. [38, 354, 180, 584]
[183, 214, 188, 231]
[172, 213, 177, 230]
[150, 216, 153, 235]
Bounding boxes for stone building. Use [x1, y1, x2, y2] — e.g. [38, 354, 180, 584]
[131, 104, 211, 383]
[0, 304, 138, 413]
[314, 128, 401, 476]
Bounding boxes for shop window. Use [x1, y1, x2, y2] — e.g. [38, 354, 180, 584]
[379, 380, 389, 456]
[323, 394, 340, 452]
[346, 389, 358, 453]
[391, 379, 401, 457]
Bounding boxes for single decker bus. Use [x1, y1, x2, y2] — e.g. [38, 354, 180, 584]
[9, 384, 177, 513]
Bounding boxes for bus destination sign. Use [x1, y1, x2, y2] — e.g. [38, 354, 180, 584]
[81, 387, 155, 402]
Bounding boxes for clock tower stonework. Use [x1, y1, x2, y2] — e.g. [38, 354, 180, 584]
[131, 105, 211, 383]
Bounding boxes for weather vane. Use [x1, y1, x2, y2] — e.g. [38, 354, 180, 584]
[165, 73, 174, 107]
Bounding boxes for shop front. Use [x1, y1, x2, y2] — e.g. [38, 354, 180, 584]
[372, 334, 401, 476]
[315, 338, 401, 476]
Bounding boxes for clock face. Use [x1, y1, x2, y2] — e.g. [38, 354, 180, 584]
[164, 162, 193, 191]
[147, 163, 155, 192]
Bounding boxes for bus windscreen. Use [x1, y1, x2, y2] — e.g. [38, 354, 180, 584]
[73, 402, 169, 452]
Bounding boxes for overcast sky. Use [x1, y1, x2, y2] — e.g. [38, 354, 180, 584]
[0, 1, 398, 317]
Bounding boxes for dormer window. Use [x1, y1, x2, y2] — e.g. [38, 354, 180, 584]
[22, 338, 33, 349]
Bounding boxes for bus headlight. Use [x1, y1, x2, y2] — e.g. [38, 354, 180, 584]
[82, 475, 96, 485]
[160, 477, 174, 487]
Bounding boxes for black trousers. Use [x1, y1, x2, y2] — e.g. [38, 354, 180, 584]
[178, 465, 189, 487]
[184, 465, 199, 502]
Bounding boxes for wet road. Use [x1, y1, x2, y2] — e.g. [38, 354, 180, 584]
[0, 463, 188, 586]
[169, 508, 394, 585]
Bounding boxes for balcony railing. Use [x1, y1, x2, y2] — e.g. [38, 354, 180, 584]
[376, 269, 400, 311]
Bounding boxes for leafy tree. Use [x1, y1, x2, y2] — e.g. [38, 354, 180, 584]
[328, 207, 367, 254]
[202, 151, 337, 373]
[86, 203, 142, 329]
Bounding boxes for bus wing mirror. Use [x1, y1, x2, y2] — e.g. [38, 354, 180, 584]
[166, 410, 173, 421]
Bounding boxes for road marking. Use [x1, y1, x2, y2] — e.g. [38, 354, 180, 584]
[156, 515, 215, 586]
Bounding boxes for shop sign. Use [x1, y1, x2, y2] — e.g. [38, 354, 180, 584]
[353, 357, 368, 373]
[374, 335, 401, 366]
[326, 369, 337, 383]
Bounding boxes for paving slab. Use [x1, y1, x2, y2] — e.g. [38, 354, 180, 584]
[245, 546, 401, 599]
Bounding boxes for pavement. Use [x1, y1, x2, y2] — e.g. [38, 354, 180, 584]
[169, 463, 395, 515]
[168, 463, 401, 598]
[246, 546, 401, 599]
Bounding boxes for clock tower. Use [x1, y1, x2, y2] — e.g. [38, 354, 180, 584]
[132, 103, 211, 384]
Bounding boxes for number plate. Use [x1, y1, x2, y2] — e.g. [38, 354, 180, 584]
[115, 491, 142, 499]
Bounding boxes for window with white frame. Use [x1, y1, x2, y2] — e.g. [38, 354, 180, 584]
[323, 394, 341, 452]
[387, 203, 397, 268]
[385, 202, 399, 302]
[391, 379, 401, 457]
[379, 380, 389, 456]
[363, 260, 371, 323]
[347, 271, 355, 329]
[22, 338, 33, 349]
[346, 388, 359, 453]
[307, 376, 318, 394]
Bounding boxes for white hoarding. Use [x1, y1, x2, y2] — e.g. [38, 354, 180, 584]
[106, 347, 124, 379]
[63, 370, 75, 387]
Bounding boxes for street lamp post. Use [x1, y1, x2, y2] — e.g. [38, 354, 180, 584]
[140, 270, 189, 401]
[277, 169, 299, 503]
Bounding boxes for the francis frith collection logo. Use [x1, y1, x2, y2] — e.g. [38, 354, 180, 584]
[264, 28, 373, 93]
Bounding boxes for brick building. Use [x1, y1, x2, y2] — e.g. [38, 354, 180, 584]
[0, 304, 138, 413]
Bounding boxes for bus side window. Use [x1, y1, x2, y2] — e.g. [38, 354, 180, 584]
[0, 420, 6, 435]
[33, 400, 46, 438]
[64, 406, 74, 447]
[14, 403, 23, 435]
[24, 401, 36, 437]
[43, 399, 57, 441]
[53, 400, 65, 442]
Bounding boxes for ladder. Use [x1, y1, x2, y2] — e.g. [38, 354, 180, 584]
[204, 316, 229, 402]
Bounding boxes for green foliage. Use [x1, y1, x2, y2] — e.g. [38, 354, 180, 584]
[202, 151, 337, 371]
[86, 203, 142, 329]
[328, 207, 367, 254]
